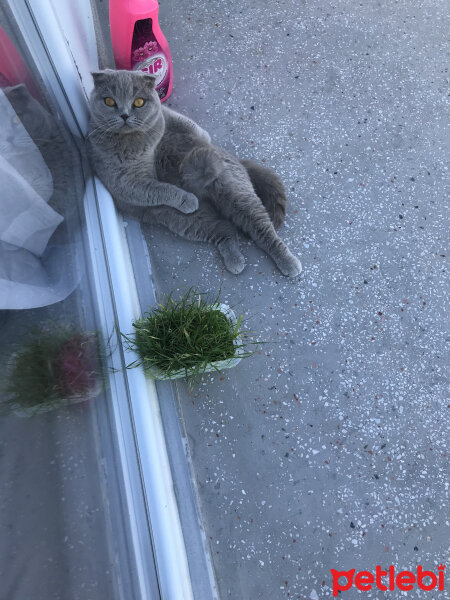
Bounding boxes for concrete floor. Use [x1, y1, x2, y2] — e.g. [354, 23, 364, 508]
[144, 1, 449, 598]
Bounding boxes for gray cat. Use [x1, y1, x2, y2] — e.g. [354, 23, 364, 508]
[87, 69, 301, 277]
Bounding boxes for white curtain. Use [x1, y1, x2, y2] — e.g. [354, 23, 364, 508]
[0, 87, 78, 309]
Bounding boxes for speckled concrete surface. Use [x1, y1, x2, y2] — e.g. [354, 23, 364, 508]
[143, 1, 449, 598]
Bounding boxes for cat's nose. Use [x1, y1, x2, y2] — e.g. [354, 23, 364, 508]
[121, 113, 129, 121]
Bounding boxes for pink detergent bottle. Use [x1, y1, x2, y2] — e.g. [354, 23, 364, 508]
[109, 0, 173, 102]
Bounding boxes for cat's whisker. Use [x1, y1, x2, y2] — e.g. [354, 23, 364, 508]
[85, 122, 112, 139]
[87, 121, 121, 144]
[134, 119, 160, 136]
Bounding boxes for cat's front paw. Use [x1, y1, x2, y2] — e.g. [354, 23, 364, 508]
[177, 192, 199, 213]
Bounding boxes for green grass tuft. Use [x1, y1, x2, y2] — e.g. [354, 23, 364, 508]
[123, 289, 254, 386]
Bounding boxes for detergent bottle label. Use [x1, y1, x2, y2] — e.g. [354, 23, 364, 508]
[134, 52, 168, 87]
[131, 20, 170, 100]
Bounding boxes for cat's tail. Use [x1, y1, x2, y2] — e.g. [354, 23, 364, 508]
[240, 159, 287, 229]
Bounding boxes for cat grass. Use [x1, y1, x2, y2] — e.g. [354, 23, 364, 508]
[125, 290, 252, 385]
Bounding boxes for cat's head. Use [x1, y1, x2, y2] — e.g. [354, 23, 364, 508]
[89, 69, 160, 135]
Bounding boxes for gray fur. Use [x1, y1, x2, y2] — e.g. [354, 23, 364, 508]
[240, 159, 287, 230]
[87, 69, 301, 277]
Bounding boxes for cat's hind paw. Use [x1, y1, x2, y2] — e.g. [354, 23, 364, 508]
[225, 253, 246, 275]
[177, 192, 199, 213]
[277, 254, 302, 278]
[218, 239, 246, 274]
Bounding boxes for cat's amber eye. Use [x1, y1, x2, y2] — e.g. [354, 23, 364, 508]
[133, 98, 145, 108]
[104, 97, 116, 107]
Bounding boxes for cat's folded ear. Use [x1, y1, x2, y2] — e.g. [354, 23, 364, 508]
[138, 73, 156, 90]
[91, 69, 116, 85]
[91, 69, 156, 90]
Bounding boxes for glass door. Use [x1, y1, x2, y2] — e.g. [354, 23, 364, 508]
[0, 3, 161, 599]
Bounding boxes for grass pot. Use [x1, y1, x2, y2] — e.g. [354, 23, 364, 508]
[143, 304, 244, 381]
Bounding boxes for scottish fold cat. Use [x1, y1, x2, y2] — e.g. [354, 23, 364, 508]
[87, 69, 301, 277]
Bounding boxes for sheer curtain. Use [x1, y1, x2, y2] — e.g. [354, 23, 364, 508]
[0, 87, 79, 308]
